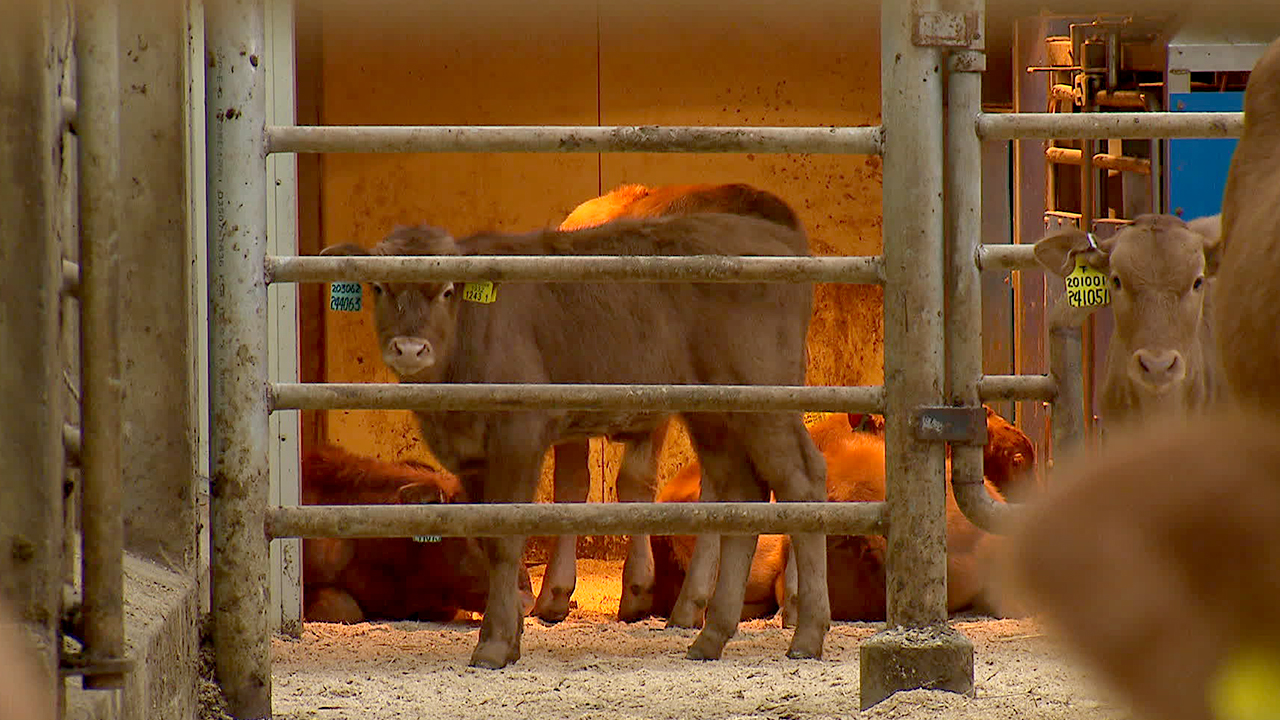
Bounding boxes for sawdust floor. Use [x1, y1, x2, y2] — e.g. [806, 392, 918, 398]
[271, 559, 1134, 720]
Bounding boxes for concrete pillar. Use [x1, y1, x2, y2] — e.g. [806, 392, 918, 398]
[117, 0, 200, 575]
[0, 0, 72, 695]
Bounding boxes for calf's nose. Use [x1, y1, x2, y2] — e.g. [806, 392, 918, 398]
[385, 336, 433, 375]
[1132, 349, 1184, 388]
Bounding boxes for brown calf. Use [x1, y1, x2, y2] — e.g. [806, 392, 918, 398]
[537, 182, 803, 627]
[321, 212, 828, 669]
[1009, 36, 1280, 720]
[1034, 214, 1223, 430]
[301, 445, 534, 623]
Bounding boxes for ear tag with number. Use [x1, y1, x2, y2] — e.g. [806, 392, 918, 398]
[462, 281, 497, 304]
[1065, 255, 1110, 310]
[329, 282, 363, 312]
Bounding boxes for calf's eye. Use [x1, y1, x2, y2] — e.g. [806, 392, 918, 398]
[1193, 277, 1204, 291]
[1111, 276, 1122, 290]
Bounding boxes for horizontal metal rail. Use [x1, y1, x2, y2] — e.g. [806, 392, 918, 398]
[977, 244, 1038, 272]
[978, 374, 1056, 402]
[267, 501, 887, 539]
[266, 124, 886, 156]
[266, 254, 886, 286]
[270, 382, 886, 414]
[977, 111, 1243, 140]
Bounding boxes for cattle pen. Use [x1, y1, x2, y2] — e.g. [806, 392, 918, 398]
[1, 0, 1252, 718]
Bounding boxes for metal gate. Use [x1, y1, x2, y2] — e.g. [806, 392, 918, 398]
[200, 0, 1244, 717]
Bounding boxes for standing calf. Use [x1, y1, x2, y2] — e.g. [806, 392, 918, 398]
[322, 212, 828, 668]
[1010, 36, 1280, 720]
[538, 182, 803, 626]
[1034, 214, 1222, 430]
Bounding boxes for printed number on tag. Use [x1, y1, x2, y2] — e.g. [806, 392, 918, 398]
[1065, 257, 1109, 309]
[329, 282, 362, 312]
[413, 535, 443, 543]
[462, 281, 497, 304]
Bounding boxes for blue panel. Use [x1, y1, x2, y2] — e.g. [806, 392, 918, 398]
[1169, 92, 1245, 221]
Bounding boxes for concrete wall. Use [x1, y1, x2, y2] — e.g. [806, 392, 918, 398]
[0, 0, 72, 697]
[300, 0, 887, 508]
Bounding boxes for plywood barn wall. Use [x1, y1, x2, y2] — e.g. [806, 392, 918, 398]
[300, 1, 885, 535]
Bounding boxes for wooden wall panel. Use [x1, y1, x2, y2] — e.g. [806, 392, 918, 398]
[314, 1, 600, 497]
[594, 2, 885, 489]
[309, 1, 888, 510]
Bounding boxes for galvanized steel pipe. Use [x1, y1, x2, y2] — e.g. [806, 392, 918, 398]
[946, 49, 1011, 535]
[271, 382, 886, 414]
[267, 253, 886, 286]
[976, 111, 1243, 140]
[61, 259, 80, 296]
[75, 0, 126, 690]
[268, 502, 887, 540]
[1048, 298, 1086, 463]
[879, 0, 949, 628]
[976, 243, 1038, 272]
[978, 374, 1057, 402]
[206, 0, 272, 716]
[267, 124, 885, 156]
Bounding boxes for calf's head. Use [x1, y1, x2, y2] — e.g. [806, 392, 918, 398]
[321, 225, 463, 381]
[1035, 214, 1221, 398]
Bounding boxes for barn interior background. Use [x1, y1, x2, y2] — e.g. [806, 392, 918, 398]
[1, 0, 1274, 718]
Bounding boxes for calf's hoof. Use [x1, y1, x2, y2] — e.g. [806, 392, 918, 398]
[617, 587, 655, 623]
[469, 640, 521, 669]
[532, 588, 572, 624]
[666, 602, 707, 629]
[685, 631, 727, 661]
[785, 629, 826, 660]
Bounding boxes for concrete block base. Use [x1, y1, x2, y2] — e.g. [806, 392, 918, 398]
[859, 625, 975, 710]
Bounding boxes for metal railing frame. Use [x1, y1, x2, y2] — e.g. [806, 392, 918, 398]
[202, 0, 1243, 715]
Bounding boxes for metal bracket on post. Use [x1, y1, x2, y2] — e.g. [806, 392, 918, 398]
[913, 11, 979, 48]
[912, 406, 987, 445]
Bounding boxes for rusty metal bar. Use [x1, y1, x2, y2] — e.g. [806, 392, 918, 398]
[1045, 147, 1152, 175]
[206, 0, 272, 716]
[75, 0, 125, 690]
[266, 124, 885, 156]
[266, 253, 886, 286]
[977, 374, 1056, 402]
[946, 47, 1011, 536]
[270, 382, 886, 414]
[975, 243, 1037, 272]
[976, 111, 1243, 139]
[267, 501, 887, 540]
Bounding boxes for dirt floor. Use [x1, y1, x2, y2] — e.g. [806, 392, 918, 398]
[269, 560, 1134, 720]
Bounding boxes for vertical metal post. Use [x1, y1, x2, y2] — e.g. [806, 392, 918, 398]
[945, 3, 1008, 533]
[206, 0, 272, 716]
[861, 0, 973, 708]
[75, 0, 126, 690]
[1048, 298, 1086, 464]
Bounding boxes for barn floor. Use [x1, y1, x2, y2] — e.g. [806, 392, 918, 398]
[269, 560, 1134, 720]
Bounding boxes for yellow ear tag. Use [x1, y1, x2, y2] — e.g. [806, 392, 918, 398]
[462, 281, 497, 304]
[1065, 255, 1110, 309]
[1209, 645, 1280, 720]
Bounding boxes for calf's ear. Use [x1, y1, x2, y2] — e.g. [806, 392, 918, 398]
[1033, 228, 1108, 277]
[1186, 214, 1223, 276]
[319, 243, 370, 257]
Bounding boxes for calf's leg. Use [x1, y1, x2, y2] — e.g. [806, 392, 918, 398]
[532, 441, 590, 623]
[745, 416, 829, 659]
[470, 444, 544, 669]
[618, 425, 667, 621]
